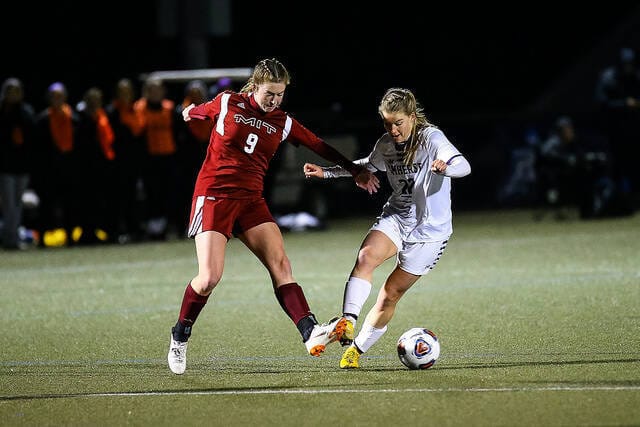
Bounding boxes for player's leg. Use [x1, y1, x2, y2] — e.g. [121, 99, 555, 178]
[168, 230, 227, 374]
[168, 196, 233, 374]
[177, 231, 227, 333]
[363, 238, 448, 331]
[340, 268, 419, 369]
[341, 239, 447, 368]
[238, 205, 345, 356]
[341, 220, 400, 345]
[363, 267, 420, 330]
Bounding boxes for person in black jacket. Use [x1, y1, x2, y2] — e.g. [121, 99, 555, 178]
[595, 47, 640, 211]
[0, 77, 36, 250]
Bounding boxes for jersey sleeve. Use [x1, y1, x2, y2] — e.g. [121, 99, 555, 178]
[429, 129, 460, 162]
[188, 92, 222, 121]
[428, 129, 471, 177]
[322, 157, 375, 178]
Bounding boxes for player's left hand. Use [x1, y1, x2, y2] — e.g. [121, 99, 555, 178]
[431, 159, 447, 174]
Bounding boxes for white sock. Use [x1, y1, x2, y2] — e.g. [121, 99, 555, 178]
[354, 322, 387, 353]
[342, 277, 372, 330]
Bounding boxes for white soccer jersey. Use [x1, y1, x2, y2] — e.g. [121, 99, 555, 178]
[359, 126, 463, 242]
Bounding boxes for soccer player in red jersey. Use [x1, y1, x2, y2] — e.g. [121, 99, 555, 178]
[167, 58, 379, 374]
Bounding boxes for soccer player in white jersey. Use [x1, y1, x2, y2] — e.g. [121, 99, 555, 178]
[303, 87, 471, 368]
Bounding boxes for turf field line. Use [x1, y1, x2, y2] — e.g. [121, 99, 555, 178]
[2, 385, 640, 401]
[2, 353, 638, 367]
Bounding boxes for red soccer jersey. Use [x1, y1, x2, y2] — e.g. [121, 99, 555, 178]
[189, 90, 356, 199]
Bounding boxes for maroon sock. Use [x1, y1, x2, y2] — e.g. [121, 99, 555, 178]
[178, 282, 209, 327]
[275, 282, 312, 324]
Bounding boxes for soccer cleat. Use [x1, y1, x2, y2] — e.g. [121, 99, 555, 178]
[168, 335, 188, 374]
[305, 316, 347, 357]
[340, 319, 355, 347]
[340, 345, 361, 369]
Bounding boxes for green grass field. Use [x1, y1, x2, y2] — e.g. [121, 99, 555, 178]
[1, 209, 639, 426]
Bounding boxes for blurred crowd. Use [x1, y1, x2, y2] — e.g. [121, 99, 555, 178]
[0, 75, 234, 250]
[496, 46, 640, 220]
[2, 47, 640, 251]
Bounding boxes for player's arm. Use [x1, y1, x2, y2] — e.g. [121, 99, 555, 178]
[291, 120, 379, 193]
[303, 158, 371, 179]
[304, 158, 380, 194]
[431, 154, 471, 177]
[183, 94, 222, 122]
[428, 131, 471, 178]
[304, 139, 363, 176]
[182, 103, 212, 122]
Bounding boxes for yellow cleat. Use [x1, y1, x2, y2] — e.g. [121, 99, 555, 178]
[340, 345, 361, 369]
[340, 319, 355, 347]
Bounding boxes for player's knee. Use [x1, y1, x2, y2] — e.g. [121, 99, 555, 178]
[356, 246, 383, 270]
[193, 273, 221, 294]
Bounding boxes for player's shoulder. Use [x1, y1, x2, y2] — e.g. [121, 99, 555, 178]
[421, 126, 449, 144]
[218, 91, 260, 114]
[378, 132, 395, 145]
[421, 125, 444, 138]
[375, 133, 396, 151]
[219, 90, 242, 103]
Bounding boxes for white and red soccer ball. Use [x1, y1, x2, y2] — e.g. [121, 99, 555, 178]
[396, 327, 440, 370]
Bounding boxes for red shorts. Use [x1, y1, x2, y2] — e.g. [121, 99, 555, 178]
[187, 196, 275, 239]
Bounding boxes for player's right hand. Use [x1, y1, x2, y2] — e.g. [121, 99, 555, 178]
[182, 103, 195, 122]
[304, 163, 324, 179]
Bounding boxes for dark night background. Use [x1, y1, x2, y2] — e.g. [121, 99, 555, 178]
[4, 2, 639, 114]
[3, 1, 640, 211]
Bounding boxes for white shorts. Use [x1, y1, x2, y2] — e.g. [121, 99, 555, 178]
[370, 215, 449, 276]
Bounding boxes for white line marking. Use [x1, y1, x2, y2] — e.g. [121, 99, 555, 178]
[4, 385, 639, 401]
[92, 385, 640, 396]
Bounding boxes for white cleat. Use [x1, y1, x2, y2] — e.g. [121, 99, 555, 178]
[304, 316, 347, 357]
[168, 335, 188, 374]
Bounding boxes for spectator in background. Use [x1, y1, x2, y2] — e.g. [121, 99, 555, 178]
[0, 77, 36, 250]
[497, 126, 540, 208]
[536, 116, 580, 220]
[595, 46, 640, 210]
[535, 116, 583, 220]
[34, 82, 78, 246]
[175, 79, 212, 230]
[134, 78, 181, 240]
[74, 87, 115, 244]
[105, 78, 146, 243]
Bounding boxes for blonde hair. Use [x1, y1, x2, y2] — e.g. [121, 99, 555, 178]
[378, 88, 434, 166]
[240, 58, 291, 93]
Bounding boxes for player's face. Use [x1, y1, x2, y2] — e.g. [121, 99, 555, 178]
[253, 82, 286, 112]
[381, 111, 415, 143]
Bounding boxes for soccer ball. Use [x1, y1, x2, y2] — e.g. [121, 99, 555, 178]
[396, 327, 440, 370]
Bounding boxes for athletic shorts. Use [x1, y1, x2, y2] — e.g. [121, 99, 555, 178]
[370, 214, 449, 276]
[187, 195, 275, 239]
